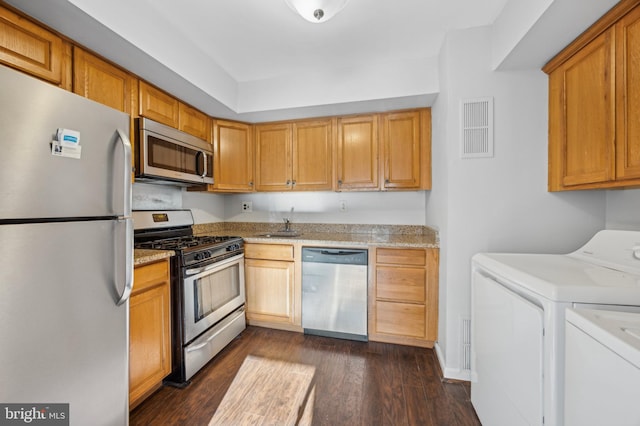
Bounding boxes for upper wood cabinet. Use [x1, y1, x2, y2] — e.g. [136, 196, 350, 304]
[73, 47, 137, 180]
[139, 80, 179, 128]
[336, 114, 379, 191]
[615, 5, 640, 181]
[0, 6, 65, 85]
[544, 0, 640, 191]
[138, 80, 211, 141]
[381, 109, 431, 190]
[292, 119, 334, 190]
[336, 109, 431, 191]
[255, 123, 292, 191]
[212, 119, 254, 192]
[178, 102, 211, 142]
[255, 119, 334, 191]
[73, 47, 136, 114]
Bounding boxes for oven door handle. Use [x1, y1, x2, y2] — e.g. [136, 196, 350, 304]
[185, 254, 243, 276]
[185, 263, 221, 276]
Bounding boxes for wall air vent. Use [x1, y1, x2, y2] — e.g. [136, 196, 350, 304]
[461, 317, 472, 372]
[460, 97, 494, 158]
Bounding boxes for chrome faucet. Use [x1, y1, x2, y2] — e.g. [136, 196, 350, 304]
[283, 218, 291, 232]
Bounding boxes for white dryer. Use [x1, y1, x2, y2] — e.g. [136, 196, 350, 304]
[471, 230, 640, 426]
[564, 308, 640, 426]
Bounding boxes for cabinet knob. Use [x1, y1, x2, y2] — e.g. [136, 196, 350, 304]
[286, 180, 291, 185]
[249, 181, 254, 186]
[292, 180, 296, 186]
[385, 179, 390, 184]
[338, 179, 343, 186]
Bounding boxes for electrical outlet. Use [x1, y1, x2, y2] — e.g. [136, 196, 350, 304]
[339, 200, 347, 212]
[241, 201, 252, 213]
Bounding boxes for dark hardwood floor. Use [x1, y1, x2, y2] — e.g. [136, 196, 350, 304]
[130, 326, 481, 425]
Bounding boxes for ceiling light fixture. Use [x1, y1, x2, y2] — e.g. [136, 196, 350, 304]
[284, 0, 350, 23]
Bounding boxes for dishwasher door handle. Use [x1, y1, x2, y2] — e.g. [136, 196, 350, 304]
[319, 249, 363, 256]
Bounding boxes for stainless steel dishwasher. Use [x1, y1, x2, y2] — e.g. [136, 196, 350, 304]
[301, 247, 368, 341]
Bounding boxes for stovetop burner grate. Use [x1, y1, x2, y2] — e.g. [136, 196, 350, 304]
[134, 235, 241, 251]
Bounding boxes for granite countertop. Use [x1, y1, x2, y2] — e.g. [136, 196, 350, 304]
[193, 222, 439, 249]
[134, 223, 438, 265]
[134, 249, 175, 266]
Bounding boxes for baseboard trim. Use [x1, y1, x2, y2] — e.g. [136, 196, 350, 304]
[434, 342, 471, 382]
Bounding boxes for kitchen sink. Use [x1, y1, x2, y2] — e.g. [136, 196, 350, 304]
[256, 232, 302, 238]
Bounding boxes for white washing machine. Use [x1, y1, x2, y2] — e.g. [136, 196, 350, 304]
[564, 308, 640, 426]
[471, 230, 640, 426]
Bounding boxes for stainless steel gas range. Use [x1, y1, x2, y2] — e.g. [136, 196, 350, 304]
[133, 210, 245, 386]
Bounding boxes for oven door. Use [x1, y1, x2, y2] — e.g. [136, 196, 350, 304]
[183, 253, 245, 344]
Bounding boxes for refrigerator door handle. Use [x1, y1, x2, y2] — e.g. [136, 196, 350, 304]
[116, 218, 134, 306]
[116, 129, 132, 216]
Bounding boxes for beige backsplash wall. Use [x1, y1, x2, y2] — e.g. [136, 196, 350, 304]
[133, 182, 428, 225]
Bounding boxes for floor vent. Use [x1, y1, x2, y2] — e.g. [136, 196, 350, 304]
[460, 97, 493, 158]
[461, 317, 472, 371]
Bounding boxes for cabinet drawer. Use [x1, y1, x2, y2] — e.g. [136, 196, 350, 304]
[376, 248, 426, 266]
[133, 260, 170, 294]
[245, 243, 294, 261]
[375, 301, 426, 338]
[376, 266, 426, 303]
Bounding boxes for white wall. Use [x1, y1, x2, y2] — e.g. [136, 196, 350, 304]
[224, 191, 427, 225]
[606, 189, 640, 230]
[133, 183, 427, 226]
[428, 25, 607, 380]
[132, 183, 227, 224]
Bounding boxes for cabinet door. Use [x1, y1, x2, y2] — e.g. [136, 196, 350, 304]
[616, 6, 640, 180]
[73, 47, 135, 113]
[179, 102, 211, 141]
[139, 80, 179, 128]
[336, 115, 379, 190]
[381, 111, 421, 190]
[292, 119, 334, 190]
[245, 258, 295, 324]
[0, 6, 63, 84]
[130, 261, 171, 409]
[548, 28, 615, 190]
[255, 123, 292, 191]
[212, 119, 254, 192]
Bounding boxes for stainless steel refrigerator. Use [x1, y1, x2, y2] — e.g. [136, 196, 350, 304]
[0, 65, 133, 425]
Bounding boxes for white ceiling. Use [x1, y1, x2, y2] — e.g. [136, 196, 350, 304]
[3, 0, 620, 122]
[146, 0, 509, 83]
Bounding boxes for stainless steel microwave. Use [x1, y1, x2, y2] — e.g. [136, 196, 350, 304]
[135, 117, 213, 186]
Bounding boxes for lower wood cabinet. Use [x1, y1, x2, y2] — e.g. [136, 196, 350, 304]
[369, 247, 439, 348]
[130, 259, 172, 410]
[244, 243, 300, 331]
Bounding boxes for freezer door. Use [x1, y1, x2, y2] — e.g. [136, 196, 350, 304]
[0, 220, 130, 425]
[0, 65, 130, 220]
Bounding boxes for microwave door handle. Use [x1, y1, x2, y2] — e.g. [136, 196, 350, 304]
[202, 151, 208, 178]
[195, 151, 207, 178]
